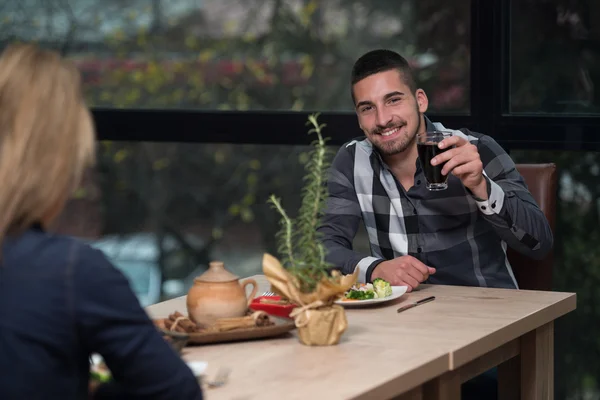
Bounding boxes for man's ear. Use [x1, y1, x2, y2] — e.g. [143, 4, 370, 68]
[415, 89, 429, 113]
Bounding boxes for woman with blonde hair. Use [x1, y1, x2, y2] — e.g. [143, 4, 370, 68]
[0, 44, 203, 399]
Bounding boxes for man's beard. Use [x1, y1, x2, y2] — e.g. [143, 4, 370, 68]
[370, 115, 421, 156]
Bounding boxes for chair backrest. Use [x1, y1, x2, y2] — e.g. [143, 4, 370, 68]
[506, 163, 558, 291]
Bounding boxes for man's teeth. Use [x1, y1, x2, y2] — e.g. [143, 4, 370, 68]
[381, 127, 400, 137]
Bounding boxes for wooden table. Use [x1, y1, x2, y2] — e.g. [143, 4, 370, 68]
[146, 277, 576, 400]
[390, 285, 576, 400]
[147, 275, 449, 400]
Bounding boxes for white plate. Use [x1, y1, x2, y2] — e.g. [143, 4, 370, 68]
[335, 286, 408, 307]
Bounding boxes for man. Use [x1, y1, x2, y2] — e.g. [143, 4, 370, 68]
[318, 49, 553, 292]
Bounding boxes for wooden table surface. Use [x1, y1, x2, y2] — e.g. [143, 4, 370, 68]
[146, 276, 576, 400]
[380, 284, 576, 370]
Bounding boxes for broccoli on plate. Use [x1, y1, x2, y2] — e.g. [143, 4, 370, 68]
[345, 289, 375, 300]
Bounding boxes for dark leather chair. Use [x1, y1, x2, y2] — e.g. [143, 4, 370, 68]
[506, 163, 558, 291]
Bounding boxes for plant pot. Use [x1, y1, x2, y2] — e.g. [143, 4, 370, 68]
[295, 304, 348, 346]
[262, 253, 358, 346]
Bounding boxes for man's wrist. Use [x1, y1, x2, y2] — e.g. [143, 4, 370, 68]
[469, 178, 489, 200]
[365, 259, 385, 283]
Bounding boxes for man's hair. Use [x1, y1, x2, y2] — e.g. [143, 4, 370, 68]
[350, 49, 418, 102]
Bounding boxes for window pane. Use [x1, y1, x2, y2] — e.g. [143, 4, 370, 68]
[52, 142, 371, 306]
[1, 0, 470, 113]
[510, 0, 600, 114]
[511, 150, 600, 398]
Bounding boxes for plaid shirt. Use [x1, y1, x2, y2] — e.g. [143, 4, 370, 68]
[318, 117, 553, 289]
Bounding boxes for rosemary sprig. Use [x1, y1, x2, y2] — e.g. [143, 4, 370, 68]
[267, 195, 296, 268]
[268, 113, 334, 293]
[296, 114, 332, 278]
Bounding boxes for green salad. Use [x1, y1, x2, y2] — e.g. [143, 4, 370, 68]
[343, 278, 392, 300]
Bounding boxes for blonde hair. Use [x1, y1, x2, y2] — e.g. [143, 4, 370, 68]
[0, 43, 96, 246]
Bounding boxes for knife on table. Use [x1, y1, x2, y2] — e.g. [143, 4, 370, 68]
[397, 296, 435, 313]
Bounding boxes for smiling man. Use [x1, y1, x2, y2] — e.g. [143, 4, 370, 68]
[318, 49, 553, 292]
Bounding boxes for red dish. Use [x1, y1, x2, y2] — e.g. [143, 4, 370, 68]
[249, 296, 297, 319]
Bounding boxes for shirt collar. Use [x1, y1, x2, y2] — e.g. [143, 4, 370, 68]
[424, 115, 436, 132]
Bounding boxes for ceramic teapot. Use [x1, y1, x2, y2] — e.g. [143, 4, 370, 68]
[186, 261, 258, 322]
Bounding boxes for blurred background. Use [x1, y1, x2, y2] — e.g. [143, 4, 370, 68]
[0, 0, 598, 398]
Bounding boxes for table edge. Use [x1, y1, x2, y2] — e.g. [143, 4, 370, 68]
[449, 292, 576, 369]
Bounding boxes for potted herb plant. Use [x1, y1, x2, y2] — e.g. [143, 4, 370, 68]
[262, 113, 358, 346]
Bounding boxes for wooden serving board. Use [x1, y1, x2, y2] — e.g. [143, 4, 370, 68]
[156, 316, 296, 345]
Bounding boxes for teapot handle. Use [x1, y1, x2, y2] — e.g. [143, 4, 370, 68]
[241, 279, 258, 306]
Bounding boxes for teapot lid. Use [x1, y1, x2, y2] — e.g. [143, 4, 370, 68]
[195, 261, 239, 283]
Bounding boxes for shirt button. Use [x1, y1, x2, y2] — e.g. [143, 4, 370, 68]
[491, 201, 496, 209]
[413, 208, 417, 215]
[417, 247, 422, 253]
[481, 206, 487, 210]
[416, 180, 421, 185]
